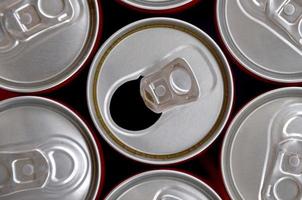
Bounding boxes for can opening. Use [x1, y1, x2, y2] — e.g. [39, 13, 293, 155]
[110, 77, 162, 131]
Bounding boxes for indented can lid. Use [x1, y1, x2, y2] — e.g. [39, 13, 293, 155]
[0, 96, 102, 199]
[217, 0, 302, 83]
[120, 0, 194, 11]
[87, 17, 233, 164]
[106, 170, 221, 200]
[0, 0, 100, 92]
[222, 87, 302, 200]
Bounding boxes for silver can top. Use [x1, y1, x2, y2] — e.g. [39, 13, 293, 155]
[87, 17, 233, 164]
[106, 170, 221, 200]
[0, 0, 99, 92]
[0, 96, 101, 199]
[120, 0, 194, 11]
[222, 87, 302, 200]
[217, 0, 302, 83]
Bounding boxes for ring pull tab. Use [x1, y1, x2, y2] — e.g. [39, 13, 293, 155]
[0, 150, 49, 197]
[155, 187, 201, 200]
[260, 103, 302, 200]
[1, 0, 75, 52]
[0, 136, 88, 197]
[140, 58, 200, 113]
[39, 137, 88, 192]
[267, 0, 302, 45]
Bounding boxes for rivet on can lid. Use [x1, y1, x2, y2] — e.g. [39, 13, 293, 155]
[0, 0, 100, 92]
[3, 0, 75, 51]
[222, 88, 302, 199]
[88, 18, 233, 164]
[140, 58, 199, 113]
[284, 4, 296, 16]
[0, 137, 89, 197]
[0, 97, 102, 199]
[217, 0, 302, 82]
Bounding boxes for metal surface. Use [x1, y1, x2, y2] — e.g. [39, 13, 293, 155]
[121, 0, 193, 11]
[0, 0, 99, 92]
[87, 17, 233, 164]
[217, 0, 302, 83]
[105, 170, 221, 200]
[0, 96, 101, 199]
[140, 58, 200, 113]
[222, 87, 302, 200]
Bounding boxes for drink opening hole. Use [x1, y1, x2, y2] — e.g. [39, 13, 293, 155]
[110, 77, 161, 131]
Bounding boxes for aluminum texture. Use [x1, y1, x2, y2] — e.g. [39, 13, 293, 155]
[121, 0, 194, 11]
[87, 17, 233, 165]
[222, 87, 302, 200]
[0, 96, 101, 199]
[217, 0, 302, 83]
[106, 170, 221, 200]
[0, 0, 99, 92]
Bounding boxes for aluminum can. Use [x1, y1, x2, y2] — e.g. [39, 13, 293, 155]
[216, 0, 302, 83]
[106, 170, 222, 200]
[222, 87, 302, 200]
[87, 17, 234, 165]
[117, 0, 199, 13]
[0, 0, 101, 93]
[0, 96, 103, 199]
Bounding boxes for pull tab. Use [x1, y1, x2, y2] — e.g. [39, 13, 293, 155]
[40, 137, 88, 193]
[140, 58, 199, 113]
[0, 136, 88, 197]
[261, 139, 302, 200]
[0, 150, 49, 197]
[0, 0, 75, 52]
[155, 187, 202, 200]
[267, 0, 302, 45]
[260, 103, 302, 200]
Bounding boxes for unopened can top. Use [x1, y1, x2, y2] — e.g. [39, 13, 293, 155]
[87, 17, 233, 164]
[217, 0, 302, 83]
[222, 87, 302, 200]
[120, 0, 194, 11]
[0, 96, 101, 199]
[0, 0, 100, 92]
[106, 170, 222, 200]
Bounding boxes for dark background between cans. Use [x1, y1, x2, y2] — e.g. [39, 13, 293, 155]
[0, 0, 293, 199]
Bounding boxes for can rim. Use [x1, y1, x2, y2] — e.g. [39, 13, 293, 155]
[118, 0, 194, 11]
[216, 0, 302, 84]
[117, 0, 200, 14]
[105, 169, 222, 200]
[87, 17, 234, 165]
[221, 87, 302, 199]
[0, 96, 102, 199]
[0, 0, 100, 93]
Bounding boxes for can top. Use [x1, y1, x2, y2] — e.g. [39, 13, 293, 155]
[121, 0, 193, 11]
[87, 17, 233, 164]
[0, 0, 99, 92]
[222, 87, 302, 199]
[106, 170, 222, 200]
[217, 0, 302, 83]
[0, 96, 101, 199]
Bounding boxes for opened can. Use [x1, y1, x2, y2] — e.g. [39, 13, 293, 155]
[222, 87, 302, 199]
[117, 0, 200, 13]
[0, 0, 101, 93]
[87, 17, 234, 165]
[105, 170, 222, 200]
[0, 96, 103, 199]
[216, 0, 302, 83]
